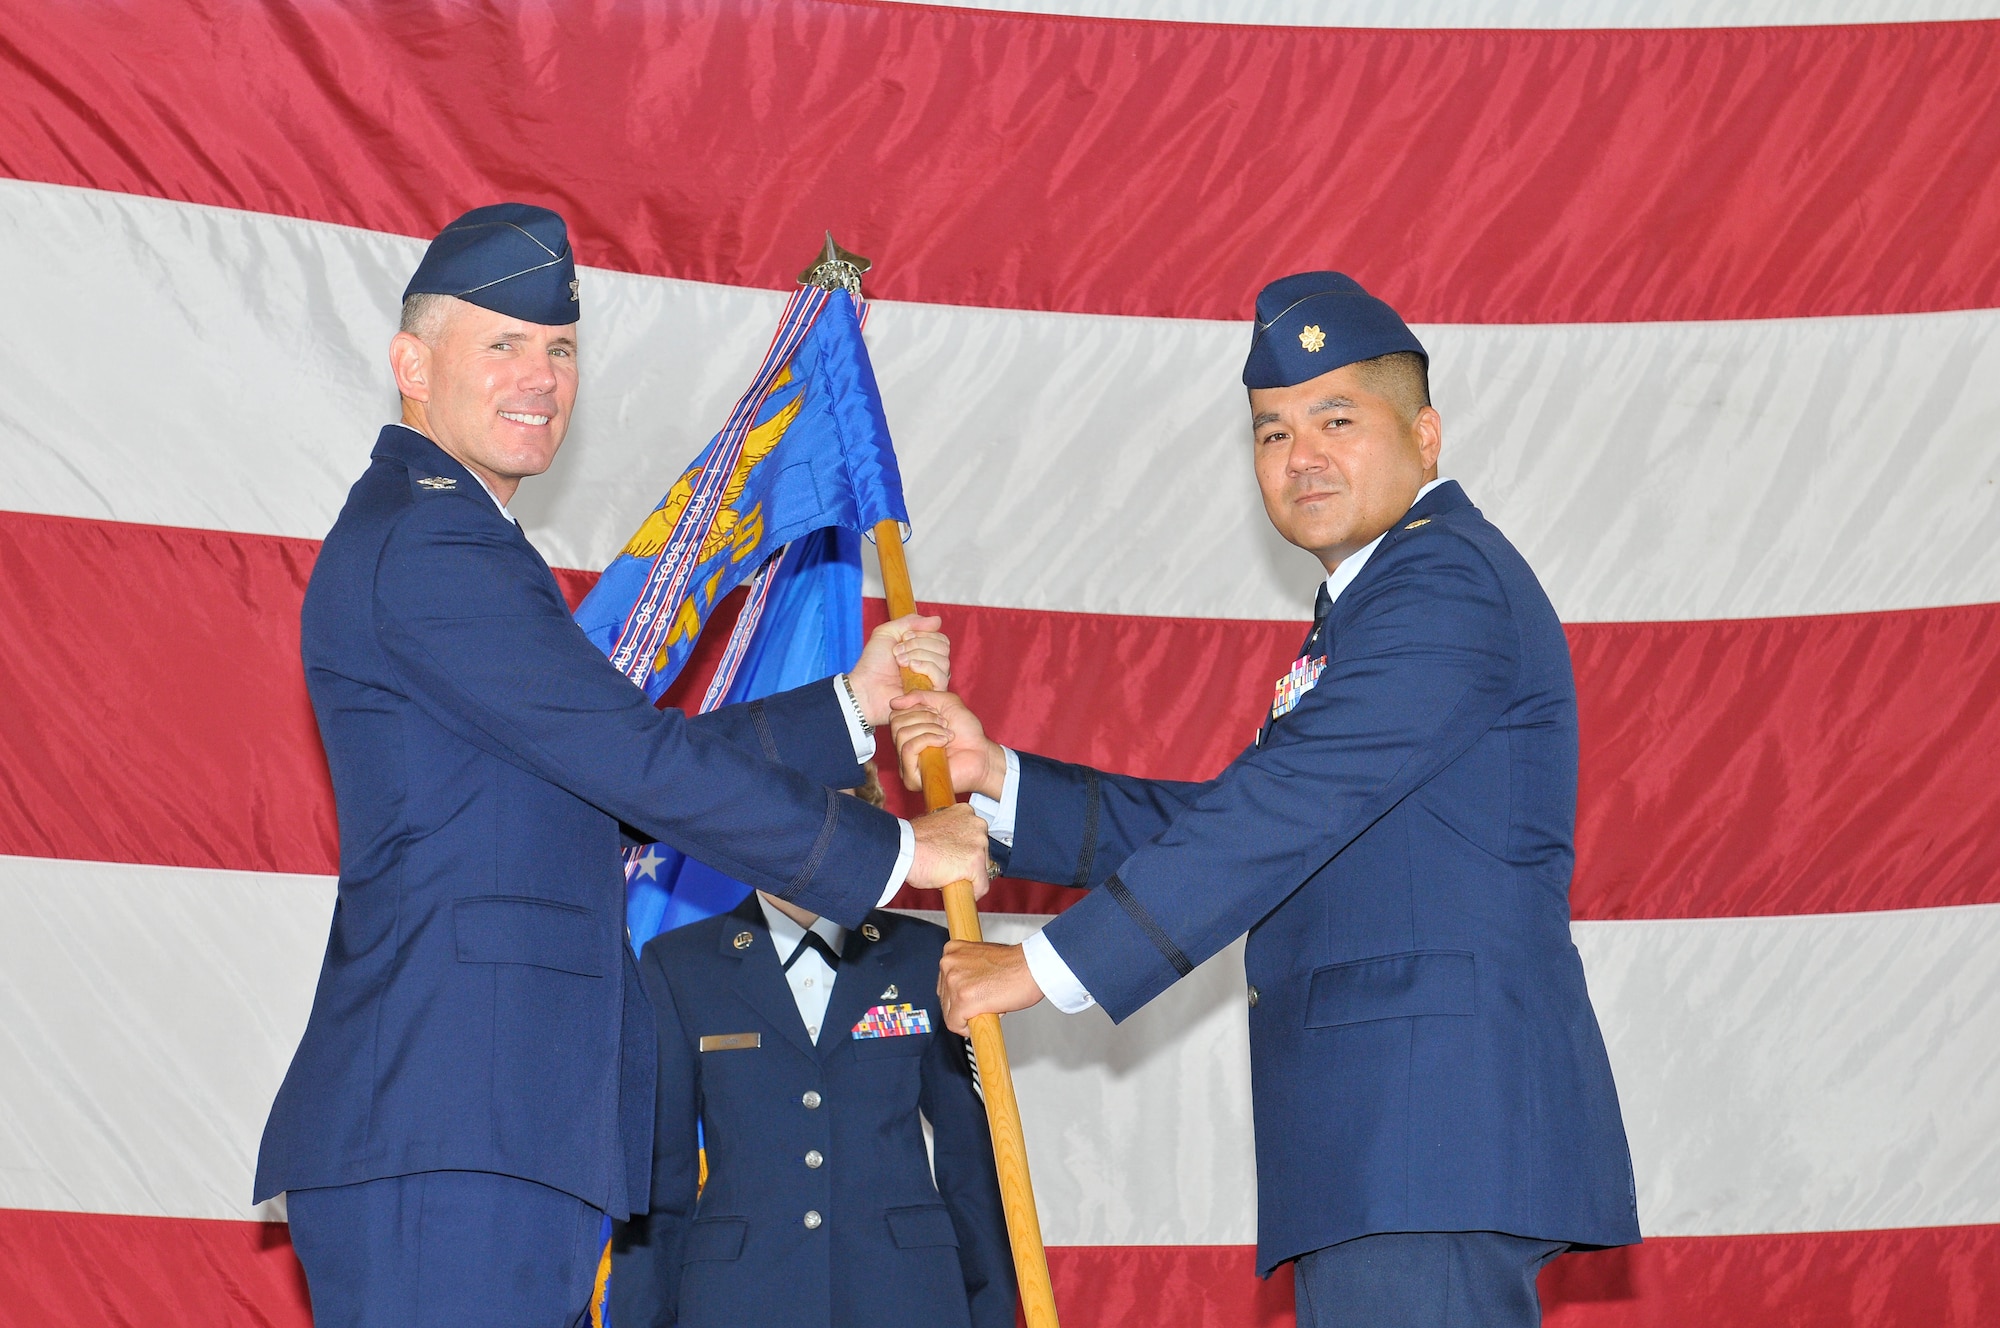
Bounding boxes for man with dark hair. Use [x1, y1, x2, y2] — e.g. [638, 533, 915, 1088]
[892, 272, 1639, 1327]
[255, 203, 993, 1327]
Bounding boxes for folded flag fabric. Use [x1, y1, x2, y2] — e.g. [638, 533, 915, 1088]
[574, 284, 909, 702]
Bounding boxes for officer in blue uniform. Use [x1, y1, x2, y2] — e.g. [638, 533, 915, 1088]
[253, 204, 992, 1327]
[610, 889, 1014, 1328]
[891, 273, 1641, 1327]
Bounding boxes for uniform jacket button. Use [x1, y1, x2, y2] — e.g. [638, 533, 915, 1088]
[1247, 985, 1260, 1007]
[802, 1090, 822, 1109]
[803, 1210, 823, 1230]
[805, 1149, 824, 1169]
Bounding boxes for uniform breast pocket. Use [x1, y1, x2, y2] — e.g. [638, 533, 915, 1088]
[853, 1031, 930, 1060]
[1305, 950, 1476, 1028]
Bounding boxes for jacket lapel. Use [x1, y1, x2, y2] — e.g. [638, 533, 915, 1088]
[716, 896, 818, 1059]
[813, 920, 899, 1062]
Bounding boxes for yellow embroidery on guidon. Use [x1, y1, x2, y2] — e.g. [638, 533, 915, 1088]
[1299, 324, 1326, 353]
[1404, 517, 1431, 530]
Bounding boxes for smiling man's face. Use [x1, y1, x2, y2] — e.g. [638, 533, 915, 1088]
[1249, 357, 1442, 573]
[390, 297, 578, 503]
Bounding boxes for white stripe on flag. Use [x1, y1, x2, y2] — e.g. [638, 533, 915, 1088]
[3, 853, 1995, 1242]
[4, 178, 1998, 623]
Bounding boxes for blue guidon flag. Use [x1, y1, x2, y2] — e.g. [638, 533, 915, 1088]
[576, 283, 907, 704]
[574, 283, 909, 944]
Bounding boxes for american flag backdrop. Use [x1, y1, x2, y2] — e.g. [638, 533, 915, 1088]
[2, 2, 1998, 1324]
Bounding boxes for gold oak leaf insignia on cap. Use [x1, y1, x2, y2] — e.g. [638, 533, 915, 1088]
[1299, 324, 1326, 353]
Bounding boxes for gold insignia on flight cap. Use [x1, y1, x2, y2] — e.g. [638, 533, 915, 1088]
[417, 476, 457, 490]
[1299, 324, 1326, 353]
[1404, 517, 1431, 529]
[861, 923, 881, 942]
[733, 931, 754, 950]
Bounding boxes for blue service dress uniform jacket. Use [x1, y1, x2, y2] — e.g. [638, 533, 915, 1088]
[611, 898, 1014, 1328]
[1006, 482, 1640, 1274]
[255, 426, 904, 1219]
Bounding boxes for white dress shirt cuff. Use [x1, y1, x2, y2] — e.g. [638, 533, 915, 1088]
[967, 747, 1021, 847]
[877, 819, 915, 908]
[1022, 928, 1095, 1013]
[834, 675, 875, 763]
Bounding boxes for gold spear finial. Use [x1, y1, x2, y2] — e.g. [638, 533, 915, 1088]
[799, 231, 871, 297]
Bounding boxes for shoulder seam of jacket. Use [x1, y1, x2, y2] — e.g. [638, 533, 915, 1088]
[1103, 872, 1193, 978]
[1073, 766, 1101, 888]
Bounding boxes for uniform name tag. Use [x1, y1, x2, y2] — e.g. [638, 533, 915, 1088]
[699, 1032, 761, 1052]
[1271, 655, 1327, 723]
[852, 1004, 932, 1039]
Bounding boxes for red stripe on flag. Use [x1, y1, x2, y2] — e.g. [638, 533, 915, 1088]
[6, 512, 1997, 920]
[2, 1210, 1994, 1327]
[0, 1209, 311, 1328]
[2, 6, 1996, 324]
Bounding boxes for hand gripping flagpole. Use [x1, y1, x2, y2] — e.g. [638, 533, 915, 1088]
[801, 236, 1061, 1328]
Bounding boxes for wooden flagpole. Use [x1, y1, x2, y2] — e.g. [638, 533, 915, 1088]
[874, 517, 1061, 1328]
[798, 234, 1058, 1323]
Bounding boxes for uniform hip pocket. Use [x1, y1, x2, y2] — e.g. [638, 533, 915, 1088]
[1305, 950, 1476, 1028]
[453, 895, 606, 977]
[682, 1216, 749, 1263]
[885, 1204, 960, 1249]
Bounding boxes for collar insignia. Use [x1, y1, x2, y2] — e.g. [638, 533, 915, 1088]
[732, 931, 754, 950]
[861, 923, 882, 942]
[1403, 517, 1431, 529]
[416, 476, 457, 490]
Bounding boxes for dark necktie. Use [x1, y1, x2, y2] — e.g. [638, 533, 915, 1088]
[783, 929, 842, 972]
[1301, 582, 1333, 660]
[1259, 584, 1335, 748]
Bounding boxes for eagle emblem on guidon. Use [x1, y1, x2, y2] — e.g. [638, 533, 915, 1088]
[1299, 324, 1327, 353]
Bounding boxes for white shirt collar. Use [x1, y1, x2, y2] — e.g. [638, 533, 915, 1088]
[756, 893, 847, 958]
[387, 422, 517, 524]
[1321, 477, 1450, 611]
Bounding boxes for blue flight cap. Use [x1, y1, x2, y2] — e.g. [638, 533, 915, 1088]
[1242, 271, 1426, 389]
[402, 203, 580, 326]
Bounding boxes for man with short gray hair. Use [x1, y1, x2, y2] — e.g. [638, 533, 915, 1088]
[256, 203, 992, 1326]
